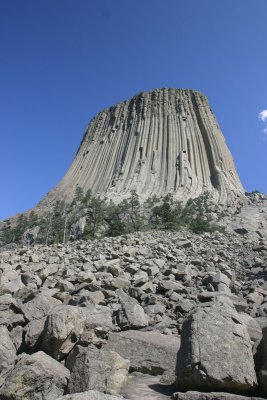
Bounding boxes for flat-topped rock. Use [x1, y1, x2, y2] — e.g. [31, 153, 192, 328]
[39, 88, 245, 207]
[104, 330, 180, 383]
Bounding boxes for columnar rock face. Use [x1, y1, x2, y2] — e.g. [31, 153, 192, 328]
[42, 88, 244, 206]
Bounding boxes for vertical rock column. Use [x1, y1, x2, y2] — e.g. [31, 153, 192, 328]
[41, 88, 245, 206]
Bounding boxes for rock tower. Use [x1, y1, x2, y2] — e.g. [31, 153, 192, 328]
[42, 88, 244, 206]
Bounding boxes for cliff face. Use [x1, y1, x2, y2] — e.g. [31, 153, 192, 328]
[42, 88, 244, 206]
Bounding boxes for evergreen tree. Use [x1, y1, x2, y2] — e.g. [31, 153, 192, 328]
[12, 214, 28, 242]
[182, 192, 221, 233]
[71, 186, 84, 207]
[82, 189, 92, 205]
[106, 202, 127, 237]
[83, 196, 106, 239]
[121, 190, 143, 232]
[51, 201, 66, 244]
[151, 194, 176, 229]
[144, 195, 160, 209]
[1, 225, 15, 244]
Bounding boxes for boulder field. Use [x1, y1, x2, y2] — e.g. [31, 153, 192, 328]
[0, 229, 267, 399]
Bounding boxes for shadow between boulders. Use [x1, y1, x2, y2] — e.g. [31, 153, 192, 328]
[148, 382, 175, 396]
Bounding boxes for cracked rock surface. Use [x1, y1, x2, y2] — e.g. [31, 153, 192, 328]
[40, 88, 245, 207]
[176, 302, 257, 392]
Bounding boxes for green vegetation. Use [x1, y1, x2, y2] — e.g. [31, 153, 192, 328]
[0, 190, 224, 247]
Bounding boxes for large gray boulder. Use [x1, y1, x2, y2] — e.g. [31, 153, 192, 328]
[0, 267, 24, 294]
[22, 290, 61, 350]
[258, 326, 267, 396]
[0, 294, 25, 329]
[104, 330, 180, 383]
[55, 390, 124, 399]
[24, 317, 47, 349]
[0, 325, 17, 387]
[83, 304, 113, 332]
[176, 302, 257, 393]
[66, 345, 129, 395]
[116, 289, 148, 329]
[238, 313, 263, 343]
[21, 291, 61, 321]
[40, 305, 87, 360]
[40, 304, 113, 360]
[0, 351, 69, 400]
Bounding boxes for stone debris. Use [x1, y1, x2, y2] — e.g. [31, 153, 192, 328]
[0, 229, 266, 399]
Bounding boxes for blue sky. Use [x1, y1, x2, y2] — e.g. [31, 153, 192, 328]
[1, 0, 267, 220]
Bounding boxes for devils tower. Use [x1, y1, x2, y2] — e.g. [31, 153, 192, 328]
[41, 88, 244, 208]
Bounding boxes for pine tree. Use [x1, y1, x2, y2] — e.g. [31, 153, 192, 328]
[121, 190, 143, 232]
[83, 196, 106, 239]
[106, 202, 127, 237]
[51, 201, 66, 244]
[152, 194, 173, 229]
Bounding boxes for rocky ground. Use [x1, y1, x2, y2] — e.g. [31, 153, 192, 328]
[0, 227, 267, 399]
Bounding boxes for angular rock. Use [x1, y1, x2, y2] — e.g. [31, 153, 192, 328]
[0, 325, 17, 386]
[0, 309, 25, 329]
[21, 291, 61, 321]
[116, 289, 148, 329]
[238, 313, 262, 342]
[176, 299, 195, 314]
[0, 351, 69, 400]
[173, 264, 192, 281]
[0, 268, 24, 294]
[111, 277, 131, 290]
[24, 317, 47, 349]
[258, 326, 267, 396]
[83, 304, 113, 332]
[159, 280, 186, 293]
[104, 330, 180, 383]
[176, 302, 257, 393]
[147, 265, 160, 277]
[29, 254, 39, 263]
[38, 263, 59, 280]
[66, 345, 129, 395]
[72, 290, 105, 306]
[9, 325, 24, 352]
[210, 271, 231, 288]
[40, 305, 86, 360]
[40, 304, 113, 360]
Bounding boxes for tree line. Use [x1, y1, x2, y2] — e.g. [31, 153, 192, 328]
[0, 189, 224, 246]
